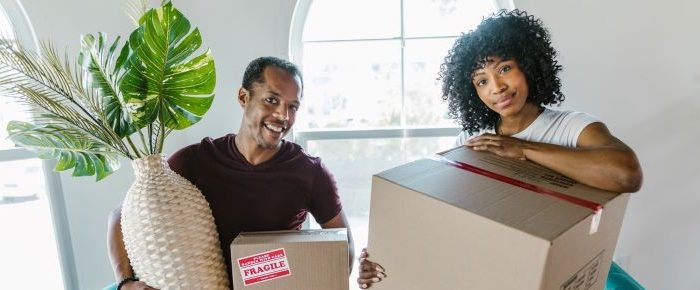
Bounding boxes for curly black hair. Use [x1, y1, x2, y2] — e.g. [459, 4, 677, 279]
[439, 9, 564, 135]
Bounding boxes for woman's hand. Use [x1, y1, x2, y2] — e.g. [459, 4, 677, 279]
[467, 133, 531, 160]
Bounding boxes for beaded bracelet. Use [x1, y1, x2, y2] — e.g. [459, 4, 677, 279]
[116, 277, 139, 290]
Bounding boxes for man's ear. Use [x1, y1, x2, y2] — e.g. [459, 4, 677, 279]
[238, 87, 249, 107]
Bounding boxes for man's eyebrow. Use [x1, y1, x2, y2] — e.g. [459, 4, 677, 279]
[263, 89, 281, 96]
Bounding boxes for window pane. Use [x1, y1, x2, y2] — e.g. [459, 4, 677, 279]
[304, 136, 456, 289]
[0, 5, 29, 150]
[0, 97, 31, 150]
[404, 0, 496, 38]
[0, 5, 14, 39]
[0, 159, 64, 289]
[303, 0, 400, 41]
[404, 37, 457, 127]
[300, 40, 402, 129]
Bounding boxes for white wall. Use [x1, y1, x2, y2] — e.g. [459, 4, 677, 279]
[514, 1, 700, 289]
[18, 0, 700, 289]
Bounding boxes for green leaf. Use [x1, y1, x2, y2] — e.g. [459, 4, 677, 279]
[79, 33, 137, 138]
[120, 2, 215, 130]
[7, 120, 120, 181]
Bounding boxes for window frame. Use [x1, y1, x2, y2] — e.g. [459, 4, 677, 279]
[0, 1, 77, 289]
[288, 0, 515, 239]
[288, 0, 514, 146]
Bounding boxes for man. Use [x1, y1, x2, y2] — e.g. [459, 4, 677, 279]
[107, 56, 354, 289]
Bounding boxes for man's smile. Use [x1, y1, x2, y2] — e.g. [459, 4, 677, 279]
[263, 121, 287, 133]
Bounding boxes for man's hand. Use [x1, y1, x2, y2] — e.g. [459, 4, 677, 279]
[467, 133, 530, 160]
[357, 248, 386, 289]
[119, 280, 158, 290]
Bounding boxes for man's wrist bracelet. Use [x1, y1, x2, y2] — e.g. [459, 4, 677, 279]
[116, 277, 139, 290]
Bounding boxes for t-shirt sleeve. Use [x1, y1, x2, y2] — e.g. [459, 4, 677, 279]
[308, 160, 342, 224]
[566, 111, 601, 147]
[167, 144, 198, 183]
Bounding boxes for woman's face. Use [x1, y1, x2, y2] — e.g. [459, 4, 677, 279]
[470, 56, 529, 118]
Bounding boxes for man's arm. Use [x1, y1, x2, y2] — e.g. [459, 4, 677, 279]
[357, 249, 385, 289]
[467, 122, 643, 192]
[319, 210, 355, 272]
[107, 204, 156, 290]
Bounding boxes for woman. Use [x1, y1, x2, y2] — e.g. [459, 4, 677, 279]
[357, 9, 643, 289]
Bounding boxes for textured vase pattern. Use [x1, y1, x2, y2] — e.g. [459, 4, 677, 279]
[121, 154, 230, 289]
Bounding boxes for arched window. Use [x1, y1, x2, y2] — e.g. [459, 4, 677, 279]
[0, 1, 75, 289]
[291, 0, 512, 286]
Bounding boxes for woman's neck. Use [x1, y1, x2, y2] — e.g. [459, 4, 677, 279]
[497, 104, 542, 136]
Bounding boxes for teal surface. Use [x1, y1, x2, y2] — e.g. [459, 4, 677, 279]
[605, 261, 646, 290]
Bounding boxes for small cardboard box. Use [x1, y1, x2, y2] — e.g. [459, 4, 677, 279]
[367, 146, 629, 290]
[231, 229, 349, 290]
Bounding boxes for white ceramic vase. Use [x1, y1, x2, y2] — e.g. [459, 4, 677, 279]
[121, 154, 230, 289]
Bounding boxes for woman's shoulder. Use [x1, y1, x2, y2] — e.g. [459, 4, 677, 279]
[541, 108, 600, 123]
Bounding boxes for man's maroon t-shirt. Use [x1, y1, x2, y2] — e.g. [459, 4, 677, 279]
[167, 134, 342, 281]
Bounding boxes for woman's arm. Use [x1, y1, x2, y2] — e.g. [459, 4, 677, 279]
[467, 122, 643, 192]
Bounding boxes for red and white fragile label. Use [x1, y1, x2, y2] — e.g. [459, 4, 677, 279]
[237, 248, 291, 286]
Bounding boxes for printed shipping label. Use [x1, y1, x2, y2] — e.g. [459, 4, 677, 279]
[237, 248, 291, 286]
[560, 251, 604, 290]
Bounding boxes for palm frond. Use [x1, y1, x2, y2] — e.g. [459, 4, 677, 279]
[16, 85, 129, 154]
[1, 40, 91, 117]
[3, 41, 74, 101]
[0, 38, 133, 158]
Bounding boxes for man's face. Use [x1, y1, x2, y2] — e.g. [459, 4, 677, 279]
[239, 66, 302, 149]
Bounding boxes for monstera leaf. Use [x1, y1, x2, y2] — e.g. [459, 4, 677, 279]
[7, 121, 120, 181]
[120, 2, 215, 130]
[79, 33, 137, 138]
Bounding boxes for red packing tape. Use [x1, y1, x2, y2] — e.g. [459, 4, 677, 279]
[428, 154, 602, 212]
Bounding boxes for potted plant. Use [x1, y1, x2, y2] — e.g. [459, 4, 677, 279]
[0, 2, 229, 288]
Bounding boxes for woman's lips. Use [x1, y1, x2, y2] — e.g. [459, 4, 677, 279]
[494, 92, 515, 109]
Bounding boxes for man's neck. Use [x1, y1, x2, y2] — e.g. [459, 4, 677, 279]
[234, 133, 281, 166]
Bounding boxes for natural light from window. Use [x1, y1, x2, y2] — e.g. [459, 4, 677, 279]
[0, 4, 65, 289]
[293, 1, 502, 288]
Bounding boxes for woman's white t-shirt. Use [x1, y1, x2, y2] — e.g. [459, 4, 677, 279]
[455, 108, 600, 148]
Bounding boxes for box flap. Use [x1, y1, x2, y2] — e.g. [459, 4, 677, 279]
[375, 146, 619, 240]
[233, 229, 348, 245]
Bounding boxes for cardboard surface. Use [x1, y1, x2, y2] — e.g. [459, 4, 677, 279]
[367, 147, 629, 290]
[231, 229, 349, 290]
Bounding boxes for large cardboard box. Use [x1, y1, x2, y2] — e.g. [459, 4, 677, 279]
[231, 229, 349, 290]
[367, 146, 629, 290]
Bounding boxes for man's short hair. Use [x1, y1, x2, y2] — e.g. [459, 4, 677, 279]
[241, 56, 304, 93]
